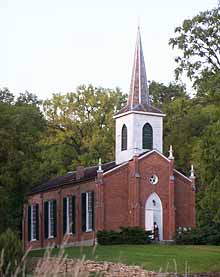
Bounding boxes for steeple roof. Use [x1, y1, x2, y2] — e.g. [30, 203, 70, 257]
[115, 27, 163, 117]
[128, 26, 149, 106]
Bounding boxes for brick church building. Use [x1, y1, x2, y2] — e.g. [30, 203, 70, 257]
[22, 28, 196, 250]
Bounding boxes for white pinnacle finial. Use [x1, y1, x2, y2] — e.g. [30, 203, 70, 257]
[98, 158, 102, 172]
[168, 145, 174, 160]
[190, 164, 195, 178]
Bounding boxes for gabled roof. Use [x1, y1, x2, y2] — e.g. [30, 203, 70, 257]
[28, 150, 192, 196]
[138, 150, 192, 182]
[28, 161, 116, 195]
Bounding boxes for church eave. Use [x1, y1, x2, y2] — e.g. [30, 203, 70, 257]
[174, 169, 192, 183]
[113, 110, 166, 119]
[27, 161, 117, 196]
[103, 161, 129, 176]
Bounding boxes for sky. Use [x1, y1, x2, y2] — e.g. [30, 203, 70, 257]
[0, 0, 218, 99]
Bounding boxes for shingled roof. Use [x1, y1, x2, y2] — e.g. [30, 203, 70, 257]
[115, 102, 163, 116]
[28, 161, 116, 195]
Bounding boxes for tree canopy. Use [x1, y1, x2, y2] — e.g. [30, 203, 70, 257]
[0, 94, 46, 233]
[169, 7, 220, 82]
[0, 86, 126, 234]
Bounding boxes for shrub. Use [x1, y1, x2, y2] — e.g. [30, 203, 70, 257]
[0, 229, 23, 274]
[175, 228, 203, 245]
[97, 227, 152, 245]
[175, 224, 220, 245]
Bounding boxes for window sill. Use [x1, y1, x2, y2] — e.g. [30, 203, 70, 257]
[48, 236, 54, 239]
[85, 229, 93, 233]
[31, 239, 37, 242]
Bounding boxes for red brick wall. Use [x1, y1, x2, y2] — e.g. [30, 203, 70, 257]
[24, 180, 96, 250]
[103, 165, 129, 230]
[174, 172, 196, 228]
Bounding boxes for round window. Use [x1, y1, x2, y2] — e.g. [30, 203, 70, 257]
[149, 175, 158, 185]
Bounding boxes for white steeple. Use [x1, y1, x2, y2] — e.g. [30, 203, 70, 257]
[114, 28, 165, 164]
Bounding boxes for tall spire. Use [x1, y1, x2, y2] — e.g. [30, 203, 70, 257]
[128, 27, 149, 107]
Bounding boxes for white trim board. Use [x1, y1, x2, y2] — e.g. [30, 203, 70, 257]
[138, 149, 170, 163]
[113, 110, 166, 119]
[174, 169, 192, 183]
[103, 162, 128, 176]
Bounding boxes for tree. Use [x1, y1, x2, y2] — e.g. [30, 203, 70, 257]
[0, 94, 46, 233]
[162, 96, 193, 174]
[169, 7, 220, 240]
[195, 120, 220, 229]
[194, 70, 220, 101]
[16, 91, 41, 106]
[169, 7, 220, 81]
[149, 81, 187, 108]
[42, 85, 127, 171]
[0, 88, 14, 104]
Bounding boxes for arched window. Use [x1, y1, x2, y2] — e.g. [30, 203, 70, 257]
[143, 123, 153, 150]
[121, 124, 127, 151]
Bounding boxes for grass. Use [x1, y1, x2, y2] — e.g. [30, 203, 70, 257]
[29, 244, 220, 274]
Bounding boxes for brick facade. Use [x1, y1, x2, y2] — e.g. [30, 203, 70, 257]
[23, 150, 196, 250]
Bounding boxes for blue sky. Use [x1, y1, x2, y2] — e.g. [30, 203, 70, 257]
[0, 0, 218, 99]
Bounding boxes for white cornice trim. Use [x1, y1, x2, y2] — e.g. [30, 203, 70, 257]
[174, 169, 192, 183]
[103, 162, 128, 176]
[113, 110, 166, 119]
[138, 149, 170, 163]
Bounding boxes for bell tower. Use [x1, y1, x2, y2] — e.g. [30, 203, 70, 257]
[114, 27, 165, 165]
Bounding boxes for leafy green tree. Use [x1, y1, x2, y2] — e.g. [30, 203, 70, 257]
[16, 91, 41, 106]
[162, 97, 193, 174]
[169, 6, 220, 241]
[169, 7, 220, 81]
[195, 120, 220, 225]
[42, 85, 127, 171]
[0, 88, 14, 104]
[149, 80, 187, 108]
[194, 70, 220, 102]
[0, 93, 46, 233]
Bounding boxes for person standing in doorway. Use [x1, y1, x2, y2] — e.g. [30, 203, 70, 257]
[153, 222, 159, 241]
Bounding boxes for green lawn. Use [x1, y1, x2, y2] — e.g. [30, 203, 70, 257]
[30, 244, 220, 273]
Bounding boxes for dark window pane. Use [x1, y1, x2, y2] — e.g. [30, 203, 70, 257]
[81, 193, 86, 232]
[121, 124, 127, 151]
[143, 123, 153, 150]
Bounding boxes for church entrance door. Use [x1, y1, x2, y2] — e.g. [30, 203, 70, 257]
[145, 193, 163, 240]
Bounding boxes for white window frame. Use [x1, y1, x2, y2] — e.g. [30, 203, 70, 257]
[86, 192, 93, 232]
[66, 197, 73, 234]
[31, 204, 37, 241]
[48, 200, 54, 239]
